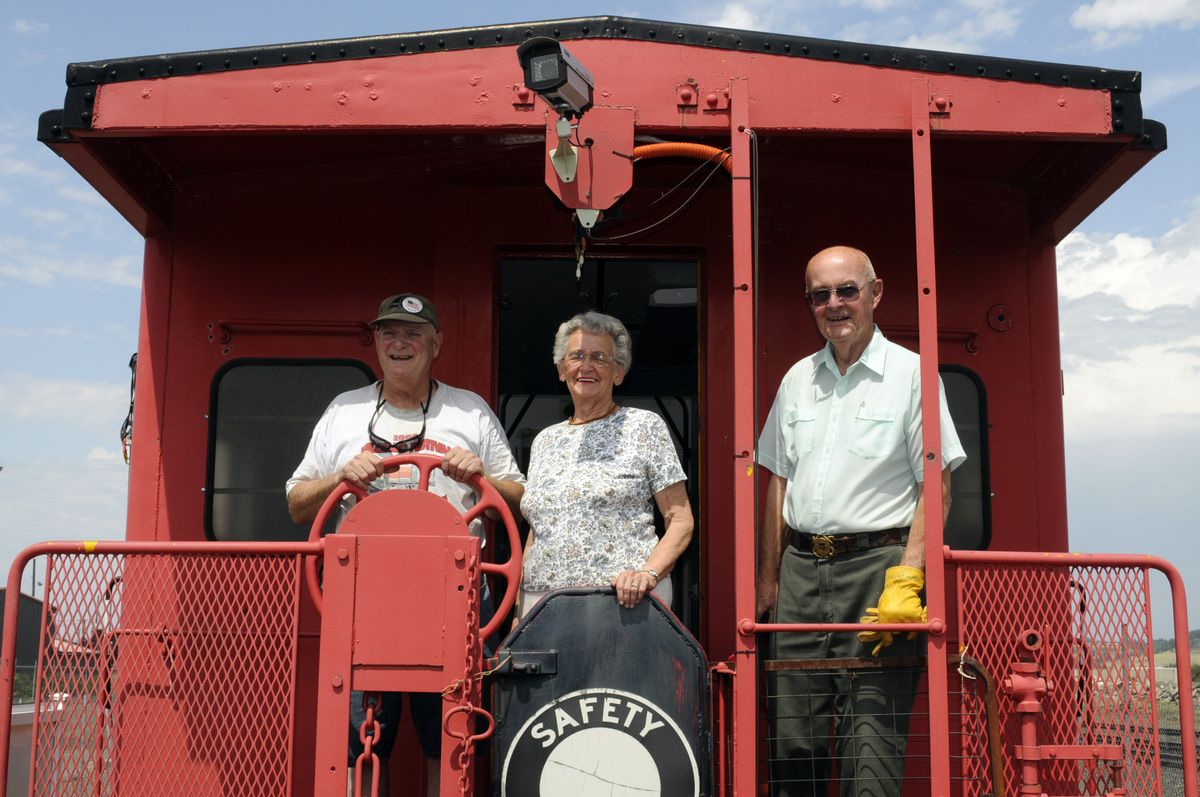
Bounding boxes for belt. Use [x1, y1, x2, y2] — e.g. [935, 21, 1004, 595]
[790, 528, 908, 559]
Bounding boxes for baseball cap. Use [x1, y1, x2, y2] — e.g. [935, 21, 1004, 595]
[372, 293, 440, 330]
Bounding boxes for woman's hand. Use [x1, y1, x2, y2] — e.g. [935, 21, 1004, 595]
[612, 568, 658, 609]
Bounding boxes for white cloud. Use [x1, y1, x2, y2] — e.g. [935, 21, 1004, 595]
[0, 326, 73, 337]
[710, 2, 760, 28]
[87, 447, 123, 463]
[20, 207, 70, 226]
[838, 0, 906, 11]
[1071, 0, 1200, 47]
[56, 185, 108, 207]
[1058, 201, 1200, 311]
[0, 373, 127, 431]
[9, 19, 49, 36]
[1057, 198, 1200, 440]
[0, 459, 127, 568]
[900, 0, 1022, 51]
[0, 235, 140, 287]
[1141, 70, 1200, 107]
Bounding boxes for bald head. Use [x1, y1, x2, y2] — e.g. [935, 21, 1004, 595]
[805, 246, 876, 288]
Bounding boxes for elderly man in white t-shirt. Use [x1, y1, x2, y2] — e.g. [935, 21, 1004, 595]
[287, 292, 524, 797]
[756, 247, 966, 797]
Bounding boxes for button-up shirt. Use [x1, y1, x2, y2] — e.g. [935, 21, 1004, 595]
[757, 328, 966, 535]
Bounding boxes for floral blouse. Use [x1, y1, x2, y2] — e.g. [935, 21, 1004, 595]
[520, 407, 686, 592]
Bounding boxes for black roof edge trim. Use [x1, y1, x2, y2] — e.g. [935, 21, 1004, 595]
[37, 109, 70, 144]
[63, 15, 1142, 94]
[1134, 118, 1167, 152]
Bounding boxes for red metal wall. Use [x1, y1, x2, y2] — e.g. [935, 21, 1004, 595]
[121, 131, 1068, 792]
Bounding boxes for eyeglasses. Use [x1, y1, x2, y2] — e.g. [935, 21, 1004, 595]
[367, 381, 431, 453]
[805, 282, 870, 307]
[562, 350, 615, 368]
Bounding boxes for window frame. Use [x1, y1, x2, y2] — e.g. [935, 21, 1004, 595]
[204, 357, 377, 541]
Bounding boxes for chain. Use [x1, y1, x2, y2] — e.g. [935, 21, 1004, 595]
[454, 555, 481, 797]
[354, 691, 382, 797]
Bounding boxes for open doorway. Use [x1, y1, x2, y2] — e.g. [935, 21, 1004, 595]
[498, 256, 702, 635]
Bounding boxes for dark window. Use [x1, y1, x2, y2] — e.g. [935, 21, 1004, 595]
[206, 359, 374, 541]
[941, 366, 991, 550]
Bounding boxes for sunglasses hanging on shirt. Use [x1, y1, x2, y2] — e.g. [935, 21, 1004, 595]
[367, 378, 433, 453]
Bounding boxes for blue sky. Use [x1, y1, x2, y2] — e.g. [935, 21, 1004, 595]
[1, 1, 1198, 625]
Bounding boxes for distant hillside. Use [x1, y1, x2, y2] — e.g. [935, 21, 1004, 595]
[1152, 629, 1200, 654]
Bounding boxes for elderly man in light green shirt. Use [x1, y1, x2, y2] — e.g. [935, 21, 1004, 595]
[756, 245, 966, 797]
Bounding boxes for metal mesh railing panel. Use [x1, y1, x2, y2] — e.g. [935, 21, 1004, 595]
[29, 552, 302, 797]
[956, 562, 1158, 797]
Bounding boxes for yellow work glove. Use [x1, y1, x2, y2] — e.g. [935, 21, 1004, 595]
[857, 566, 926, 655]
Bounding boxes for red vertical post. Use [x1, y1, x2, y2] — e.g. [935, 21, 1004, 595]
[126, 235, 174, 542]
[728, 77, 758, 797]
[313, 539, 355, 796]
[910, 81, 952, 797]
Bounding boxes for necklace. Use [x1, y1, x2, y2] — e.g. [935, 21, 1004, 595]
[569, 403, 619, 426]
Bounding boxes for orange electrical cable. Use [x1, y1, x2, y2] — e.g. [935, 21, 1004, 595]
[631, 142, 732, 174]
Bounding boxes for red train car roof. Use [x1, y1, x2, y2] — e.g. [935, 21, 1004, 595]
[34, 15, 1165, 243]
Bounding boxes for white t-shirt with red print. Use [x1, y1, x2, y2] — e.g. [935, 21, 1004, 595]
[287, 381, 524, 536]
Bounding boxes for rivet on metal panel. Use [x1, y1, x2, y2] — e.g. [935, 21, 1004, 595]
[454, 550, 465, 562]
[467, 36, 474, 45]
[932, 96, 949, 112]
[1057, 98, 1066, 107]
[337, 548, 349, 562]
[861, 51, 870, 61]
[195, 62, 203, 71]
[706, 92, 719, 107]
[784, 43, 791, 52]
[141, 89, 151, 99]
[802, 45, 810, 54]
[369, 92, 378, 101]
[280, 53, 288, 62]
[1033, 71, 1041, 80]
[831, 93, 842, 103]
[223, 59, 231, 68]
[678, 86, 695, 104]
[831, 48, 840, 58]
[332, 675, 343, 688]
[648, 28, 657, 37]
[438, 39, 445, 48]
[947, 62, 956, 71]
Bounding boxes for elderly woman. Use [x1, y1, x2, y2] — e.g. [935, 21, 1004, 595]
[519, 311, 695, 616]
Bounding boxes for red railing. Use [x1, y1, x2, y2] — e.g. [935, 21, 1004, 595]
[0, 540, 320, 797]
[740, 549, 1197, 797]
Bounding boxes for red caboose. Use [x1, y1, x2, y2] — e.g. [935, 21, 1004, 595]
[2, 15, 1194, 797]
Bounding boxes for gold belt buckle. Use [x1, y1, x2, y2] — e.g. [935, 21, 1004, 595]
[811, 534, 836, 559]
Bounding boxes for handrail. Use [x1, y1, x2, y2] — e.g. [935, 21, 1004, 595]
[945, 547, 1197, 797]
[0, 538, 323, 795]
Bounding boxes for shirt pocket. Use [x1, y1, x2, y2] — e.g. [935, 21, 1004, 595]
[783, 405, 817, 460]
[850, 406, 900, 459]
